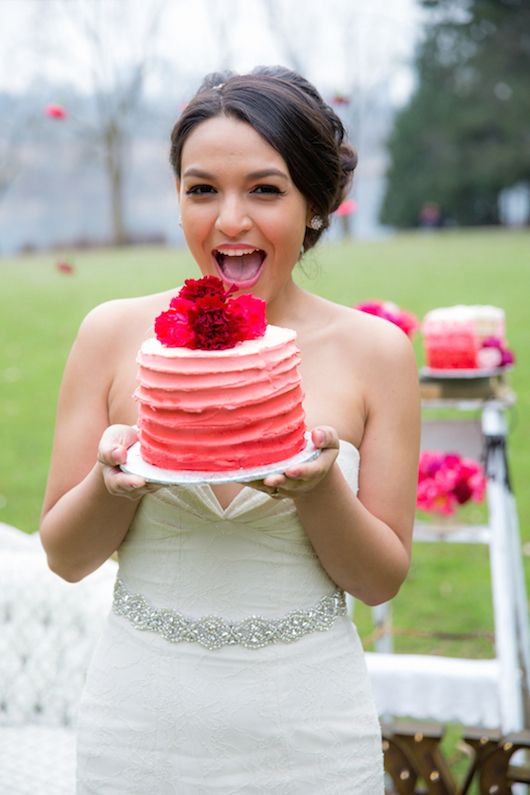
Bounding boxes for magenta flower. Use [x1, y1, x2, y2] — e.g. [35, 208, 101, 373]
[417, 451, 486, 516]
[477, 336, 515, 369]
[45, 104, 67, 120]
[155, 276, 267, 350]
[355, 300, 419, 338]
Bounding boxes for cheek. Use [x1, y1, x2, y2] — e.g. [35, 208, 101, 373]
[273, 217, 306, 252]
[183, 211, 211, 249]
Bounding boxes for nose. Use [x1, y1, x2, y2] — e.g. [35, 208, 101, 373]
[215, 195, 252, 237]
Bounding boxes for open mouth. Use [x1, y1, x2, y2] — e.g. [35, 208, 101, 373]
[213, 248, 266, 287]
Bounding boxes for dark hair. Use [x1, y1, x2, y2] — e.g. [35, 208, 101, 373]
[169, 66, 357, 251]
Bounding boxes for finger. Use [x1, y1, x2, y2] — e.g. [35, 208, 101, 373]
[98, 425, 139, 467]
[104, 470, 148, 499]
[262, 474, 287, 489]
[311, 425, 340, 451]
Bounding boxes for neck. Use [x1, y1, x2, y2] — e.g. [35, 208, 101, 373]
[265, 280, 310, 329]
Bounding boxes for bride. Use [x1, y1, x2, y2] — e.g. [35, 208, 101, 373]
[40, 66, 420, 794]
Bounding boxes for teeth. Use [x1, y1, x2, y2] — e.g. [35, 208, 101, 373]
[215, 248, 258, 257]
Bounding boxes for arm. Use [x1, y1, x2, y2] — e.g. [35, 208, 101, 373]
[40, 303, 154, 582]
[262, 325, 420, 605]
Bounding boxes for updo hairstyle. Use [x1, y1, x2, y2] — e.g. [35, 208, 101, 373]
[169, 66, 357, 252]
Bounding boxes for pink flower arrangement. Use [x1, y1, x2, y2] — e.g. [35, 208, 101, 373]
[417, 451, 487, 516]
[154, 276, 267, 350]
[355, 300, 419, 338]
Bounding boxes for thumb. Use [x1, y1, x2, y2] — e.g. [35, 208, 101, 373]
[311, 426, 339, 451]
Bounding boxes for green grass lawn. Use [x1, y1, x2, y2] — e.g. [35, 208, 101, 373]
[1, 228, 529, 668]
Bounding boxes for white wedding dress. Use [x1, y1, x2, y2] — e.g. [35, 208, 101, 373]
[76, 441, 384, 794]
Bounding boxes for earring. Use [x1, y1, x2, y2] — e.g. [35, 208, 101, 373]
[178, 215, 182, 227]
[309, 215, 323, 231]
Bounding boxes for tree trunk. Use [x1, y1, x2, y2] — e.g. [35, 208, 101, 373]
[104, 121, 128, 246]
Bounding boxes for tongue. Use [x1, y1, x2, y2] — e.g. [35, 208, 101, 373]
[220, 252, 263, 281]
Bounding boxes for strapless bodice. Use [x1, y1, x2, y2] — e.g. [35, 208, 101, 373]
[117, 441, 360, 618]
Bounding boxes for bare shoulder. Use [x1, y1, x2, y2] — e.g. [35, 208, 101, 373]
[79, 291, 167, 337]
[308, 296, 416, 372]
[74, 290, 174, 356]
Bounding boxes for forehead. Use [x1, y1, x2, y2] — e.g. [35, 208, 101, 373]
[181, 115, 288, 174]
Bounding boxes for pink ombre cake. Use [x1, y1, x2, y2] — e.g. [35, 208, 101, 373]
[135, 325, 307, 471]
[422, 305, 509, 370]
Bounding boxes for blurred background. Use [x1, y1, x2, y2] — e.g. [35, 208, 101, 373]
[0, 0, 528, 252]
[0, 0, 422, 251]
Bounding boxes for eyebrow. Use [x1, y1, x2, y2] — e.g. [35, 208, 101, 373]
[183, 167, 289, 181]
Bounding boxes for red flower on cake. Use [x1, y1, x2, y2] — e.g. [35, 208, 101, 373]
[155, 276, 267, 350]
[154, 299, 196, 348]
[192, 294, 235, 350]
[177, 276, 229, 302]
[229, 294, 267, 342]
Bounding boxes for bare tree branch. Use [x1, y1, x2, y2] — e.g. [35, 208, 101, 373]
[53, 0, 170, 245]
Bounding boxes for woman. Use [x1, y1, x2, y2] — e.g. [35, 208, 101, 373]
[41, 67, 420, 793]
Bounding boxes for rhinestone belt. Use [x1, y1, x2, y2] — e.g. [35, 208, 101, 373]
[113, 578, 347, 650]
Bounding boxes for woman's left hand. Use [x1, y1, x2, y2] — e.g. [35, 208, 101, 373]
[247, 426, 340, 500]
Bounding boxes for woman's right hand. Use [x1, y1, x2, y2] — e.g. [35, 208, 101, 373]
[97, 424, 161, 500]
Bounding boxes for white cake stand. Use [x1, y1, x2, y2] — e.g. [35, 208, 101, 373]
[120, 432, 320, 485]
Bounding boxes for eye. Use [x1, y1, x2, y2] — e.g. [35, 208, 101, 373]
[186, 184, 216, 195]
[252, 184, 285, 196]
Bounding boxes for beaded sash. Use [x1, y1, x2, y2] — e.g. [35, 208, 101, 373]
[113, 577, 347, 651]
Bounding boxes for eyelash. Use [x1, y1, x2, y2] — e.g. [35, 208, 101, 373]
[185, 184, 286, 197]
[186, 185, 215, 195]
[252, 185, 285, 196]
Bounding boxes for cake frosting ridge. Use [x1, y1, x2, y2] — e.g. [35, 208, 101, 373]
[135, 324, 307, 471]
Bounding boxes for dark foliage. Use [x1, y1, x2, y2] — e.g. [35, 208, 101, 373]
[381, 0, 530, 227]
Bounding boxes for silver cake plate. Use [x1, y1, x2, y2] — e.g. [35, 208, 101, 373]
[421, 366, 512, 380]
[120, 433, 320, 485]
